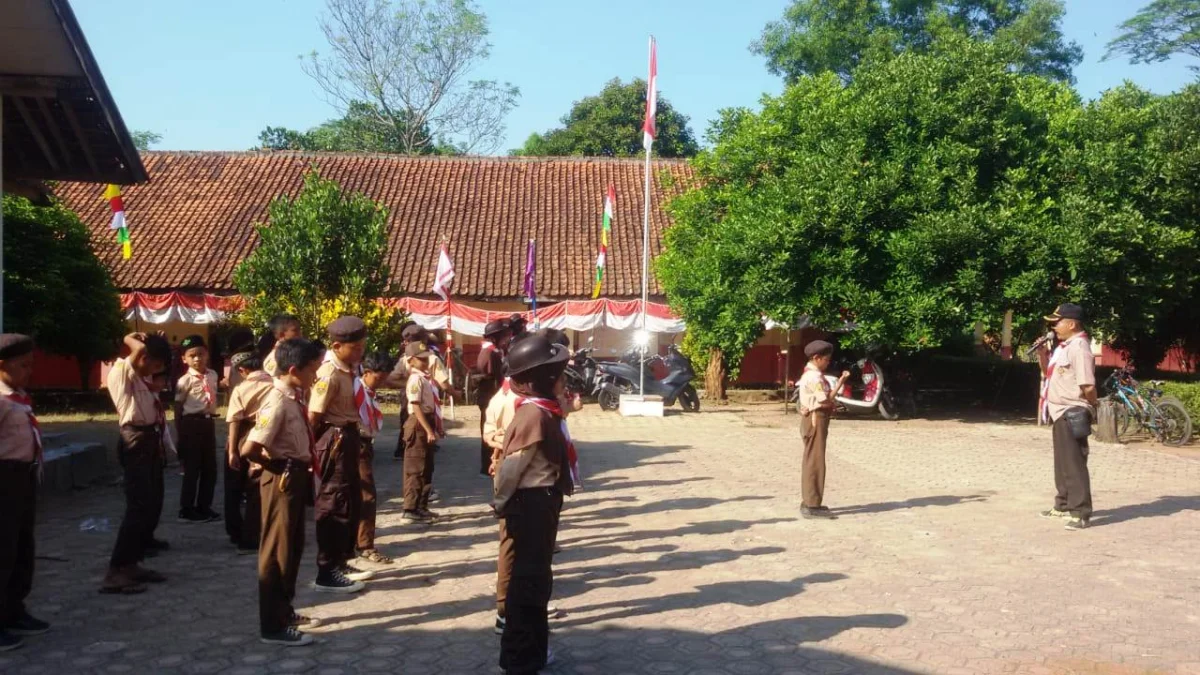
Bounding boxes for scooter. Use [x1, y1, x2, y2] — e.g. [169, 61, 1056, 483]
[790, 352, 902, 420]
[564, 347, 601, 399]
[596, 344, 700, 412]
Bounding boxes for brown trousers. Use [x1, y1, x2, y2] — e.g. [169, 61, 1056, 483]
[356, 437, 377, 551]
[499, 487, 563, 675]
[110, 425, 165, 568]
[496, 518, 515, 617]
[801, 411, 830, 508]
[314, 425, 361, 572]
[224, 419, 260, 548]
[402, 416, 436, 511]
[258, 465, 309, 635]
[177, 414, 217, 513]
[0, 461, 36, 624]
[1053, 414, 1093, 519]
[479, 410, 492, 475]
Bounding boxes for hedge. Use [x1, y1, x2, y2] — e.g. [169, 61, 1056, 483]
[1160, 381, 1200, 437]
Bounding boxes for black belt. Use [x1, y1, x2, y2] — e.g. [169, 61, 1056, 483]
[121, 423, 161, 432]
[264, 458, 309, 474]
[182, 412, 217, 419]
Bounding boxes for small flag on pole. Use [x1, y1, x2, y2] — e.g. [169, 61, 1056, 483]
[524, 239, 539, 327]
[432, 244, 455, 301]
[104, 184, 131, 259]
[592, 185, 615, 299]
[642, 37, 658, 151]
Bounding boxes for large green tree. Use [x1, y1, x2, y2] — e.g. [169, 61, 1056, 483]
[1106, 0, 1200, 71]
[2, 196, 126, 387]
[752, 0, 1082, 83]
[258, 101, 458, 154]
[512, 78, 699, 158]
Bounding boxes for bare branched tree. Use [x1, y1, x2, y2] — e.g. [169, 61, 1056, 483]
[303, 0, 519, 155]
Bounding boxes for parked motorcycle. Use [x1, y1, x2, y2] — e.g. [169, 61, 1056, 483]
[564, 347, 601, 399]
[790, 349, 904, 420]
[596, 344, 700, 412]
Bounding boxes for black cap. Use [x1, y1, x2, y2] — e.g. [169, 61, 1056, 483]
[804, 340, 834, 358]
[0, 334, 34, 360]
[483, 319, 510, 338]
[405, 341, 432, 360]
[1044, 303, 1085, 323]
[327, 316, 367, 343]
[402, 323, 427, 341]
[505, 334, 569, 377]
[180, 334, 207, 351]
[230, 351, 255, 369]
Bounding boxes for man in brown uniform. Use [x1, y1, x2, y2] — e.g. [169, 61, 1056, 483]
[796, 341, 850, 520]
[0, 335, 51, 651]
[402, 341, 443, 522]
[1037, 303, 1098, 531]
[224, 351, 274, 553]
[309, 317, 372, 592]
[475, 319, 512, 475]
[240, 337, 325, 646]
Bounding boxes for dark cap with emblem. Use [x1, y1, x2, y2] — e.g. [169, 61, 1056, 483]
[401, 323, 427, 341]
[405, 341, 432, 360]
[1044, 303, 1085, 323]
[180, 334, 207, 351]
[0, 334, 35, 360]
[230, 351, 255, 369]
[327, 316, 367, 343]
[804, 340, 834, 358]
[483, 319, 510, 338]
[504, 334, 569, 377]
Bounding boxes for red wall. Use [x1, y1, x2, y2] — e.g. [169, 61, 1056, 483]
[28, 349, 101, 390]
[1097, 345, 1195, 374]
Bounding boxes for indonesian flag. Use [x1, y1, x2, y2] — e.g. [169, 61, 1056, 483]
[433, 244, 455, 301]
[105, 184, 131, 260]
[592, 185, 615, 299]
[642, 36, 657, 151]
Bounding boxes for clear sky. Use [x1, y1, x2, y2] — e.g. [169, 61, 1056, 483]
[72, 0, 1197, 154]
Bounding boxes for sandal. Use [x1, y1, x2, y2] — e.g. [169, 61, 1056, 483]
[358, 549, 394, 565]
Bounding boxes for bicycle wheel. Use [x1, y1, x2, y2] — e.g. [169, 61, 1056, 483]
[1153, 397, 1193, 447]
[1114, 404, 1136, 442]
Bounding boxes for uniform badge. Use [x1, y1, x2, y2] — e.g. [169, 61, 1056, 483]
[314, 379, 329, 395]
[256, 413, 272, 429]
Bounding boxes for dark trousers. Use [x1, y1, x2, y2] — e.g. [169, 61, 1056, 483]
[0, 461, 36, 624]
[393, 393, 409, 458]
[224, 420, 261, 547]
[314, 425, 361, 572]
[402, 417, 436, 511]
[496, 518, 514, 618]
[499, 488, 563, 675]
[1053, 414, 1093, 519]
[178, 415, 217, 513]
[479, 407, 492, 474]
[258, 466, 309, 635]
[356, 437, 377, 552]
[801, 411, 830, 508]
[110, 426, 164, 568]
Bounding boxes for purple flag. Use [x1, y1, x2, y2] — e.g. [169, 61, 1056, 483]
[523, 239, 537, 300]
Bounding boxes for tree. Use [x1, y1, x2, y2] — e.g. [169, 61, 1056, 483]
[302, 0, 519, 155]
[258, 101, 459, 154]
[511, 78, 699, 158]
[232, 170, 408, 354]
[2, 196, 126, 387]
[752, 0, 1082, 83]
[1105, 0, 1200, 71]
[131, 130, 162, 151]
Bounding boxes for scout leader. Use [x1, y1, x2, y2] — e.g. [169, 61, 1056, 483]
[102, 332, 173, 594]
[354, 351, 395, 564]
[307, 316, 373, 593]
[492, 334, 576, 674]
[239, 337, 326, 647]
[224, 351, 274, 554]
[475, 319, 513, 475]
[175, 334, 221, 523]
[401, 340, 444, 523]
[0, 335, 51, 652]
[796, 340, 850, 520]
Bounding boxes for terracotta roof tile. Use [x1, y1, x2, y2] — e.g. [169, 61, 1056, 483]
[57, 152, 695, 299]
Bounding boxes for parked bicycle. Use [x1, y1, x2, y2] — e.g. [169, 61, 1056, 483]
[1102, 367, 1192, 446]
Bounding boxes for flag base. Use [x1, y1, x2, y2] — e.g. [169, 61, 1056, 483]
[618, 394, 664, 418]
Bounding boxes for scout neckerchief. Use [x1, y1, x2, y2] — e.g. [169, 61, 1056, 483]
[516, 396, 580, 487]
[189, 368, 215, 408]
[355, 380, 384, 435]
[413, 368, 444, 437]
[1039, 332, 1089, 424]
[3, 387, 44, 477]
[501, 377, 511, 394]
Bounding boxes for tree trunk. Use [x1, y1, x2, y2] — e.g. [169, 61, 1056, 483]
[1094, 399, 1120, 444]
[705, 347, 727, 401]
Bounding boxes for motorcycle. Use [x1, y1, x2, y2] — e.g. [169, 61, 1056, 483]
[596, 344, 700, 412]
[790, 349, 904, 420]
[564, 346, 601, 399]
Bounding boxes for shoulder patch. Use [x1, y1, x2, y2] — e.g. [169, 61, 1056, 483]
[313, 379, 329, 395]
[256, 413, 272, 429]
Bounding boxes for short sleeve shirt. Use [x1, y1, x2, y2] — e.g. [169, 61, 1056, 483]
[1046, 335, 1096, 422]
[176, 368, 218, 415]
[263, 349, 278, 377]
[0, 382, 38, 462]
[107, 357, 159, 426]
[407, 370, 437, 415]
[483, 385, 519, 448]
[798, 363, 831, 414]
[309, 356, 358, 427]
[246, 381, 312, 462]
[226, 371, 275, 422]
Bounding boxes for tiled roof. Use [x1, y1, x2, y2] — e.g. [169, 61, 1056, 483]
[56, 151, 695, 299]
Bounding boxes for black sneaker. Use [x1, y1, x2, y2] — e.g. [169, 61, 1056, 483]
[260, 627, 313, 646]
[289, 613, 322, 629]
[313, 570, 365, 594]
[145, 538, 170, 551]
[5, 613, 50, 636]
[416, 508, 438, 519]
[0, 630, 22, 652]
[338, 564, 375, 581]
[801, 506, 836, 520]
[177, 509, 207, 523]
[199, 508, 222, 522]
[494, 615, 505, 635]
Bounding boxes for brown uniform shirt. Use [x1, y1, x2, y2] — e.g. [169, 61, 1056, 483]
[406, 370, 438, 415]
[226, 370, 275, 422]
[0, 382, 38, 462]
[176, 368, 219, 416]
[483, 385, 519, 450]
[309, 354, 358, 427]
[492, 402, 574, 513]
[247, 380, 312, 463]
[475, 343, 503, 404]
[1046, 334, 1096, 422]
[263, 348, 278, 377]
[798, 363, 832, 415]
[107, 357, 159, 426]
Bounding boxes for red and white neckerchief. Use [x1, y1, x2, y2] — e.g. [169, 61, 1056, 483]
[191, 368, 215, 408]
[501, 377, 511, 395]
[4, 389, 44, 476]
[1039, 332, 1089, 424]
[354, 379, 384, 435]
[516, 396, 580, 487]
[414, 369, 445, 437]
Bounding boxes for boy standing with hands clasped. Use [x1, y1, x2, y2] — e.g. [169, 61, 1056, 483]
[225, 351, 273, 553]
[402, 340, 443, 523]
[355, 352, 394, 564]
[176, 335, 221, 523]
[797, 340, 850, 520]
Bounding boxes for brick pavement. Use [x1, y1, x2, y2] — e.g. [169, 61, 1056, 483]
[4, 407, 1199, 674]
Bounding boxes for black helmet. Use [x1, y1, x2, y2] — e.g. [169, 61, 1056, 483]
[483, 319, 511, 338]
[504, 334, 569, 377]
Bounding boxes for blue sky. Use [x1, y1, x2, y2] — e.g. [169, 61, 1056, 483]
[73, 0, 1197, 154]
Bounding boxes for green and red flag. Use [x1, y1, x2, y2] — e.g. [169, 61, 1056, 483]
[591, 185, 615, 299]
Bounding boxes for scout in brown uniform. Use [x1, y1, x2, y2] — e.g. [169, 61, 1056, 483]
[175, 335, 221, 523]
[102, 333, 173, 594]
[475, 319, 512, 475]
[355, 351, 394, 564]
[493, 335, 575, 673]
[0, 335, 50, 651]
[309, 317, 372, 592]
[262, 314, 303, 377]
[240, 338, 325, 646]
[224, 352, 273, 553]
[402, 341, 443, 522]
[796, 341, 850, 520]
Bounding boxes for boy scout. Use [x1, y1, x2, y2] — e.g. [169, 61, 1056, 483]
[475, 319, 512, 475]
[103, 333, 173, 594]
[402, 341, 443, 523]
[225, 352, 273, 553]
[387, 322, 427, 460]
[262, 314, 303, 376]
[0, 335, 50, 651]
[240, 338, 326, 646]
[796, 341, 850, 520]
[308, 317, 372, 592]
[356, 351, 394, 564]
[175, 335, 221, 523]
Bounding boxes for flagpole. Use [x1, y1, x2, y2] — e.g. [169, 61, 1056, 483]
[640, 139, 650, 396]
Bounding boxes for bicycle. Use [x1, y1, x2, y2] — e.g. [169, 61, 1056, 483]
[1102, 367, 1193, 446]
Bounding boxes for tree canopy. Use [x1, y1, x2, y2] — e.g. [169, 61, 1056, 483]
[258, 101, 457, 154]
[1106, 0, 1200, 71]
[752, 0, 1082, 83]
[511, 78, 699, 158]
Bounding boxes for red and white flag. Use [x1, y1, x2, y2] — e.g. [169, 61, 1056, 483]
[642, 36, 657, 151]
[433, 245, 455, 301]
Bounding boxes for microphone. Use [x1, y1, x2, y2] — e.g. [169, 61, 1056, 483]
[1025, 331, 1055, 356]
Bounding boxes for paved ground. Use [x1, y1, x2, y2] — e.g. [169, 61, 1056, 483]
[6, 405, 1200, 674]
